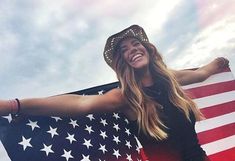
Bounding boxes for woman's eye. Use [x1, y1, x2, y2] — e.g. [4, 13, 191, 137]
[134, 42, 140, 46]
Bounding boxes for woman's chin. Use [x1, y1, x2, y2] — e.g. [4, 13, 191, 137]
[130, 61, 149, 70]
[132, 64, 149, 72]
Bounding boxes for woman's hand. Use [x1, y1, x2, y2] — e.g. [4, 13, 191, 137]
[199, 57, 229, 76]
[172, 57, 229, 86]
[213, 57, 229, 73]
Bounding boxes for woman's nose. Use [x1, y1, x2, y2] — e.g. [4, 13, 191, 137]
[130, 47, 138, 55]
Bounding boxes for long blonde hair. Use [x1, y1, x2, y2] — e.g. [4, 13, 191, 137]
[113, 41, 204, 140]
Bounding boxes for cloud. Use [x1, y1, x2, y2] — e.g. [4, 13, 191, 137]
[170, 15, 235, 71]
[0, 0, 234, 99]
[149, 1, 200, 63]
[195, 0, 235, 28]
[149, 0, 235, 75]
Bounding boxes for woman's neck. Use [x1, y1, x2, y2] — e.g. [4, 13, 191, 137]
[134, 65, 154, 87]
[140, 69, 154, 87]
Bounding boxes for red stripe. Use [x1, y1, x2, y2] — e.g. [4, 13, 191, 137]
[140, 148, 149, 161]
[185, 80, 235, 99]
[197, 123, 235, 144]
[200, 100, 235, 119]
[208, 147, 235, 161]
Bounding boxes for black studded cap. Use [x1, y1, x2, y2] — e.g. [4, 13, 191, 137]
[103, 25, 149, 68]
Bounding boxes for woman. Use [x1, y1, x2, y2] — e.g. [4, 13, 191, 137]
[0, 25, 229, 161]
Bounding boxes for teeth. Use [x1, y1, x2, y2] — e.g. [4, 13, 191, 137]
[131, 54, 142, 62]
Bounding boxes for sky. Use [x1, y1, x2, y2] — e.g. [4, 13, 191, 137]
[0, 0, 235, 99]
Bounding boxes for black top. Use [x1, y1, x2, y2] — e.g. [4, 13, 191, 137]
[130, 83, 206, 161]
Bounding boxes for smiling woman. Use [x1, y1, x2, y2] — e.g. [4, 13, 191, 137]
[117, 38, 150, 69]
[0, 24, 230, 161]
[102, 24, 229, 161]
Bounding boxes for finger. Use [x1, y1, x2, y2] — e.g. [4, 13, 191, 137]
[215, 57, 228, 68]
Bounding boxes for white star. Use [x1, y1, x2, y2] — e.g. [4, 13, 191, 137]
[2, 114, 13, 123]
[113, 149, 121, 159]
[81, 154, 91, 161]
[47, 126, 59, 138]
[86, 114, 95, 121]
[51, 116, 62, 122]
[84, 125, 94, 134]
[98, 90, 104, 95]
[113, 123, 120, 131]
[136, 145, 141, 153]
[126, 154, 133, 161]
[100, 118, 108, 126]
[124, 118, 129, 124]
[61, 149, 74, 161]
[18, 136, 32, 151]
[99, 130, 108, 139]
[40, 143, 54, 156]
[125, 140, 132, 149]
[113, 135, 121, 144]
[98, 144, 107, 154]
[69, 119, 79, 128]
[113, 113, 120, 119]
[66, 133, 77, 144]
[26, 120, 40, 131]
[125, 128, 131, 136]
[83, 139, 93, 149]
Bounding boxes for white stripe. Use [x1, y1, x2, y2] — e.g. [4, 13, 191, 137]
[202, 135, 235, 155]
[193, 90, 235, 109]
[182, 72, 234, 89]
[195, 112, 235, 133]
[134, 136, 143, 148]
[0, 141, 11, 161]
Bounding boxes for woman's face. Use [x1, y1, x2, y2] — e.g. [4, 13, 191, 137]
[118, 37, 150, 69]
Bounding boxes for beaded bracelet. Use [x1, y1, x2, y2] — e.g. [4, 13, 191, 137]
[9, 98, 21, 115]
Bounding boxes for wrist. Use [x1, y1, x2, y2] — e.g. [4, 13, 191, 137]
[7, 98, 21, 115]
[0, 100, 12, 115]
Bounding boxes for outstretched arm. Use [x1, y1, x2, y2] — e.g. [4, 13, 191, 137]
[171, 57, 229, 86]
[0, 88, 125, 117]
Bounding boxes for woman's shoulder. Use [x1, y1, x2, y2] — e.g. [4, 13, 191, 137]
[107, 88, 137, 120]
[106, 88, 122, 97]
[104, 88, 126, 107]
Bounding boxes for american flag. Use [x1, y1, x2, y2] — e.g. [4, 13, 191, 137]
[0, 99, 144, 160]
[183, 67, 235, 161]
[0, 82, 147, 161]
[0, 67, 235, 161]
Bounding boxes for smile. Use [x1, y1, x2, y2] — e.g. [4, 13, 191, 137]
[131, 54, 143, 62]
